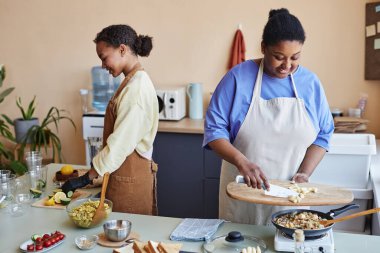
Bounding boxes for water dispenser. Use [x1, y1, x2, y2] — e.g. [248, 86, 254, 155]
[91, 66, 122, 112]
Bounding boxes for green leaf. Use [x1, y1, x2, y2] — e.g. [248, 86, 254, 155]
[9, 160, 27, 175]
[0, 87, 14, 104]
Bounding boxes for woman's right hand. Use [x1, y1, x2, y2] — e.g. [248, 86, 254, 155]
[236, 158, 270, 190]
[208, 139, 270, 189]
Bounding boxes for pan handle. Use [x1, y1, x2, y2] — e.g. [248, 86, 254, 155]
[326, 204, 360, 217]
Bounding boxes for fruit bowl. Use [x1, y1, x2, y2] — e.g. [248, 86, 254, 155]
[66, 198, 113, 228]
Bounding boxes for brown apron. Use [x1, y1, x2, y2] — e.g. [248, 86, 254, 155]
[102, 63, 158, 215]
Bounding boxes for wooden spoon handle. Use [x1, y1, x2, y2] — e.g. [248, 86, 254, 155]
[322, 207, 380, 226]
[98, 172, 110, 208]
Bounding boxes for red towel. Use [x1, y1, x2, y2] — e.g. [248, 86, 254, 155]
[228, 29, 246, 69]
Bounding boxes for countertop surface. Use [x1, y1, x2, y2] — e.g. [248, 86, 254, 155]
[1, 163, 380, 253]
[158, 118, 204, 134]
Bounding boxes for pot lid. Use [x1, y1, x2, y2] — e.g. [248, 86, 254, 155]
[203, 231, 267, 253]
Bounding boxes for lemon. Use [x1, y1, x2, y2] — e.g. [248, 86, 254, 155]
[44, 197, 55, 206]
[60, 165, 74, 176]
[54, 191, 67, 204]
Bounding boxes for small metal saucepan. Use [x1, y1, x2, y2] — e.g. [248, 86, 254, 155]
[271, 204, 359, 238]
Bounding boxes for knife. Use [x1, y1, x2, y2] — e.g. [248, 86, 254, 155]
[235, 175, 298, 198]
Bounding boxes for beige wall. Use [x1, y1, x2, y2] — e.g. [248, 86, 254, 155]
[1, 0, 379, 165]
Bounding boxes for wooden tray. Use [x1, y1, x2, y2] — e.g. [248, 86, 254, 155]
[227, 180, 354, 206]
[31, 190, 91, 209]
[98, 231, 139, 248]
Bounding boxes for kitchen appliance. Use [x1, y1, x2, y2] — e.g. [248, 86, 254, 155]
[156, 87, 186, 121]
[187, 83, 203, 119]
[272, 204, 358, 252]
[82, 112, 105, 166]
[91, 66, 122, 112]
[274, 229, 334, 253]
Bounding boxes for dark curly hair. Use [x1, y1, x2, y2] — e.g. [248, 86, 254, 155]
[262, 8, 305, 46]
[94, 24, 153, 57]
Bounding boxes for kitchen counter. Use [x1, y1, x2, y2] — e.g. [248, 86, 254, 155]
[158, 118, 204, 134]
[370, 140, 380, 235]
[1, 163, 380, 253]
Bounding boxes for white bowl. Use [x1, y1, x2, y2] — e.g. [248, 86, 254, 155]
[75, 234, 99, 250]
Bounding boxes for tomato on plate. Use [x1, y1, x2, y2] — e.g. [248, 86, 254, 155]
[26, 244, 34, 251]
[20, 231, 66, 252]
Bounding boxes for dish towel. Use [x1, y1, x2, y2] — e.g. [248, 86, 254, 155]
[170, 218, 225, 242]
[228, 29, 246, 69]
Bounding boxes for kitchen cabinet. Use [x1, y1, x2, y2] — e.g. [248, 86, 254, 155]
[152, 132, 221, 218]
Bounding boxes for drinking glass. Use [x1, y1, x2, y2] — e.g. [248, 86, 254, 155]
[8, 176, 32, 217]
[29, 166, 47, 192]
[88, 137, 103, 161]
[0, 170, 11, 182]
[0, 174, 16, 209]
[25, 151, 43, 170]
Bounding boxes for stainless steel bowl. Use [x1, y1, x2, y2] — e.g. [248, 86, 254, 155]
[103, 219, 132, 242]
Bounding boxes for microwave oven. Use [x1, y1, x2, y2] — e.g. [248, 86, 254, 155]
[156, 87, 186, 120]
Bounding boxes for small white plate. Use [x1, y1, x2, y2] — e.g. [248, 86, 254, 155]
[19, 237, 65, 252]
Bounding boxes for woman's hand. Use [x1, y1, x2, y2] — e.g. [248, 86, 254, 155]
[208, 139, 270, 189]
[236, 158, 270, 190]
[292, 172, 309, 183]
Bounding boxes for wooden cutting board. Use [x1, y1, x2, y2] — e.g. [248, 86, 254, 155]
[227, 180, 354, 206]
[31, 190, 91, 209]
[98, 231, 140, 248]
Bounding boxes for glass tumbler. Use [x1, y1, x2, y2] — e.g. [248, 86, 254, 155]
[88, 137, 103, 161]
[29, 166, 47, 192]
[25, 151, 43, 170]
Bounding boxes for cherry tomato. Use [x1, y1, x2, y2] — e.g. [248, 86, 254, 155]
[43, 234, 50, 240]
[43, 240, 52, 248]
[50, 237, 57, 244]
[26, 244, 34, 251]
[35, 237, 43, 244]
[36, 244, 43, 251]
[59, 234, 64, 240]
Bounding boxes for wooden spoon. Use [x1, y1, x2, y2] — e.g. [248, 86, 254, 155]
[91, 172, 110, 227]
[320, 207, 380, 227]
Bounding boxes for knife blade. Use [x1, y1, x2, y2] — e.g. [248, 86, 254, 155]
[235, 175, 298, 198]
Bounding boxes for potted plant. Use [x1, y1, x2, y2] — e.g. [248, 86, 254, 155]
[14, 96, 39, 143]
[20, 105, 76, 163]
[0, 65, 27, 174]
[10, 95, 77, 163]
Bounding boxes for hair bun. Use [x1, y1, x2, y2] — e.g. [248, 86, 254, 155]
[268, 8, 290, 19]
[134, 35, 153, 57]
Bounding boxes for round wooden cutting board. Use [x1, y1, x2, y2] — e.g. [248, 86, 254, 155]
[227, 179, 354, 206]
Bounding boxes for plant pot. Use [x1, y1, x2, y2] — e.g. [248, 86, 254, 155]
[14, 118, 39, 144]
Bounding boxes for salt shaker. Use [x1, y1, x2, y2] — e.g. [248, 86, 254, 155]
[293, 229, 305, 253]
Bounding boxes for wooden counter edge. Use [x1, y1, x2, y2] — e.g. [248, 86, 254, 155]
[158, 118, 204, 134]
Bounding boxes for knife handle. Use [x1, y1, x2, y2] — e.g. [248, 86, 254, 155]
[235, 175, 267, 190]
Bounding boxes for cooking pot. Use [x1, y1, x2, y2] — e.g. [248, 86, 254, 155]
[271, 204, 359, 238]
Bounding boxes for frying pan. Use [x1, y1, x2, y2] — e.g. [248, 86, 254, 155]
[271, 204, 359, 238]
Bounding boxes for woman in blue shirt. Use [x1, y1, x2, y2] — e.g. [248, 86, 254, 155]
[203, 8, 334, 225]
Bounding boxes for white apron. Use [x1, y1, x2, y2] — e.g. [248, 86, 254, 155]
[219, 60, 317, 225]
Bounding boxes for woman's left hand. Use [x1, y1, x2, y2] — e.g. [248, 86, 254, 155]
[292, 172, 309, 183]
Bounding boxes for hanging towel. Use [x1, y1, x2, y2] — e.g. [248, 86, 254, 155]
[228, 29, 246, 69]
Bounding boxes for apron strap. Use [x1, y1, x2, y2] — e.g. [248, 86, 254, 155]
[290, 74, 299, 99]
